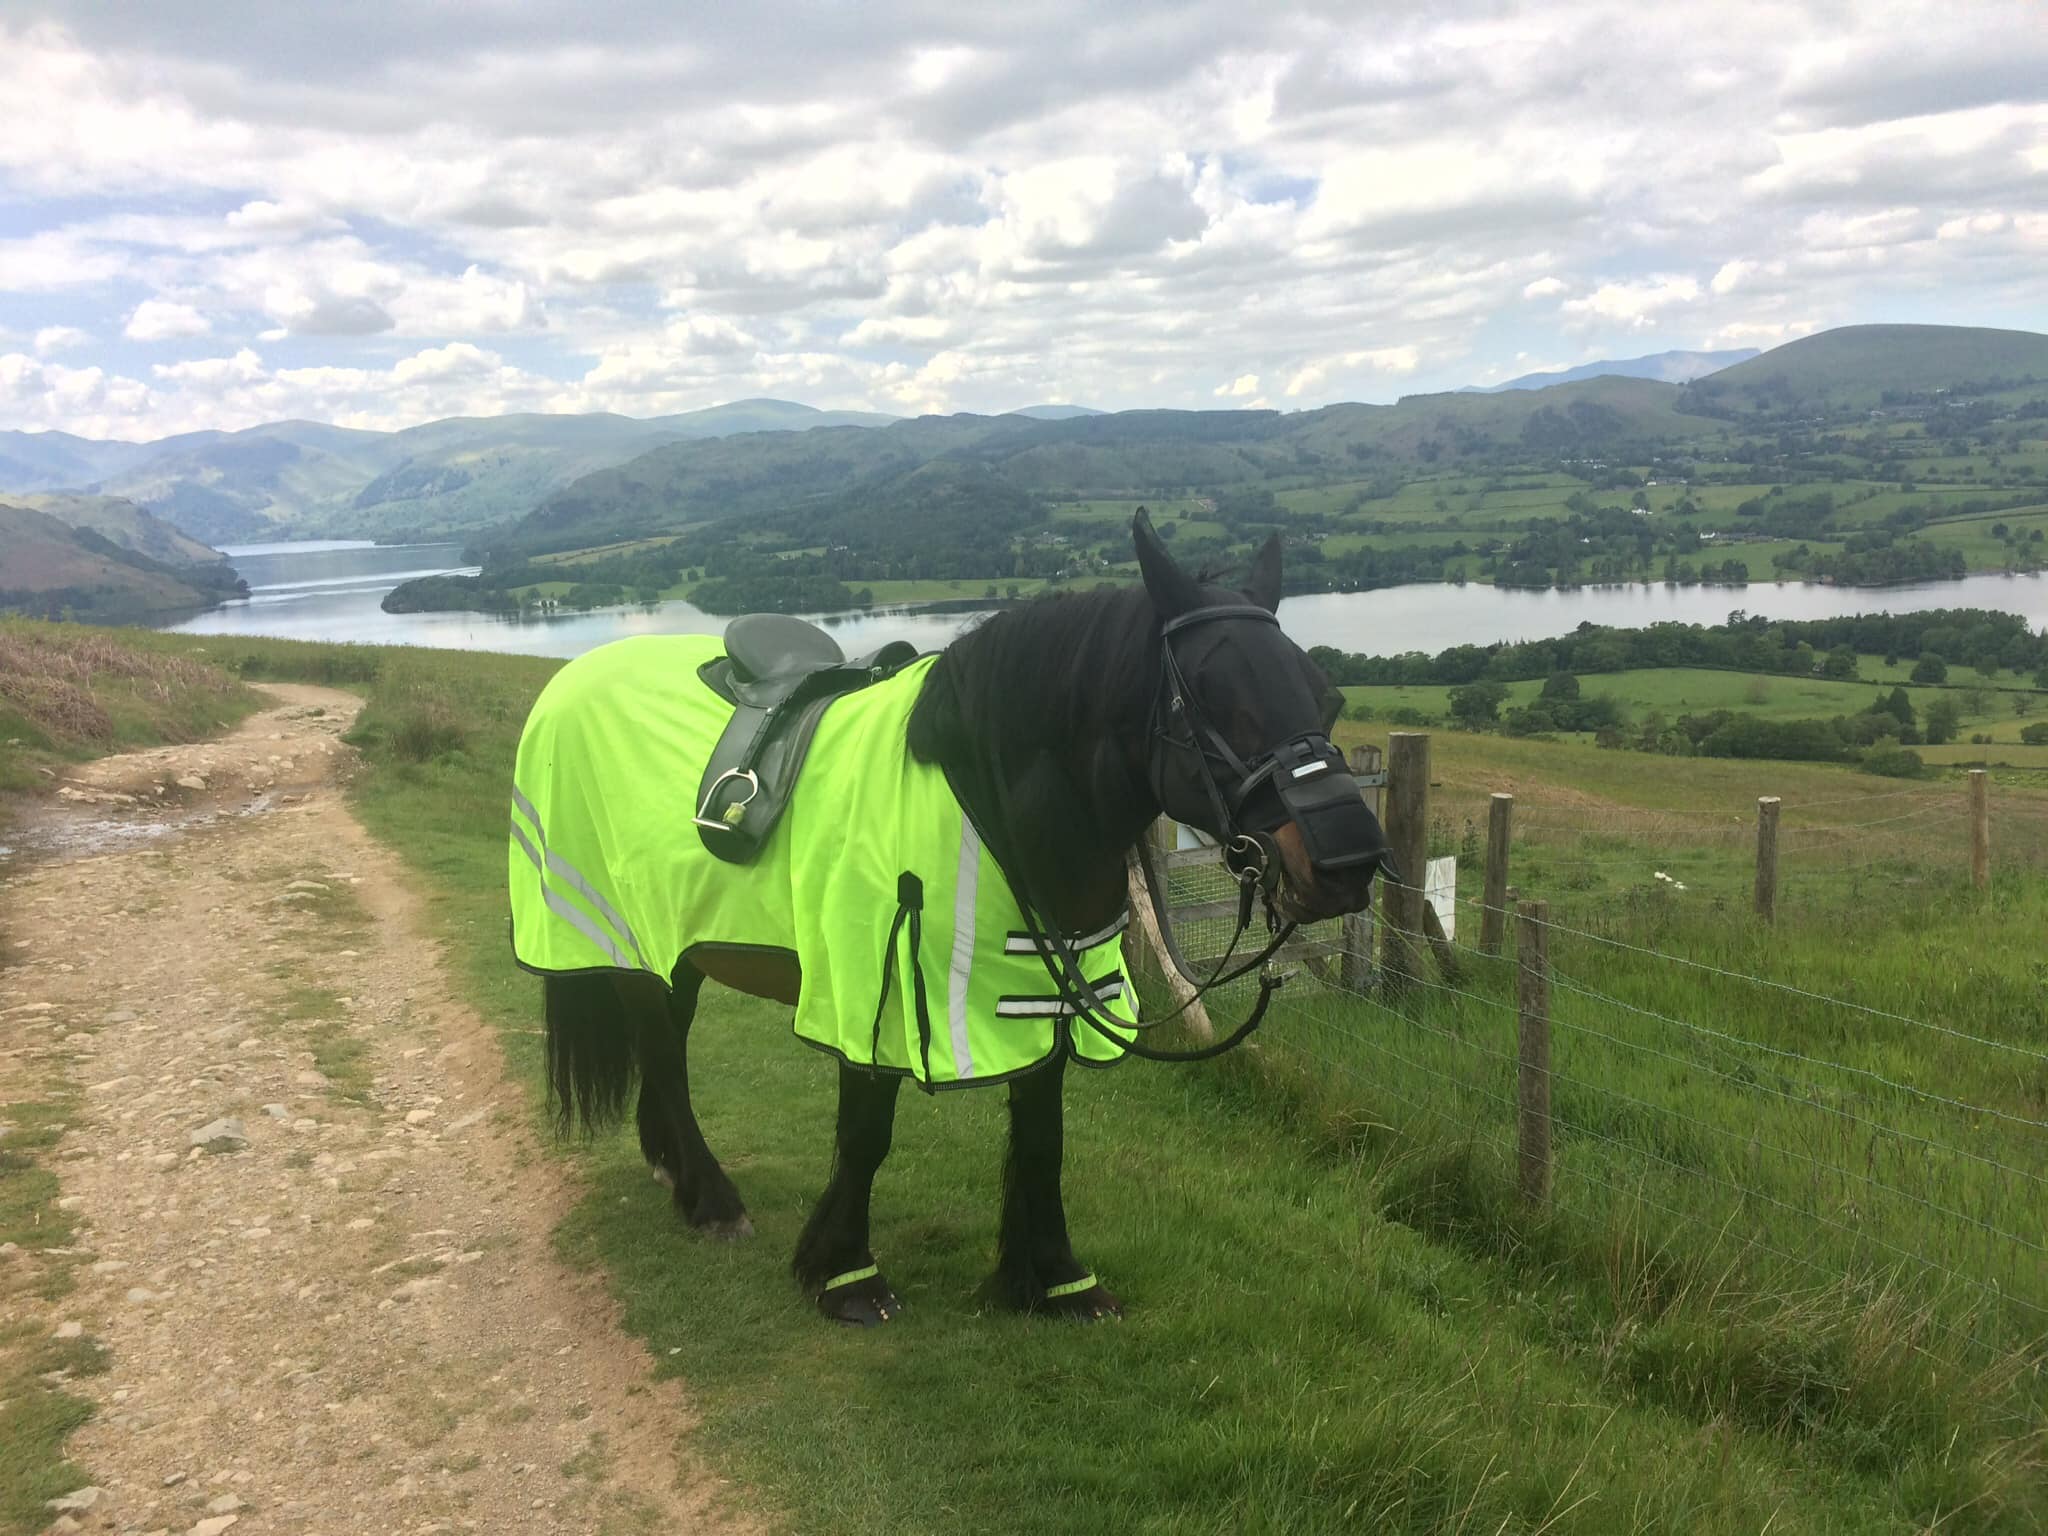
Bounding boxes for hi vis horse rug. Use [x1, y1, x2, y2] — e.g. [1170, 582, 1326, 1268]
[509, 633, 1139, 1089]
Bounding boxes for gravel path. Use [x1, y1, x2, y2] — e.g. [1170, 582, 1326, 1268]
[1, 686, 754, 1536]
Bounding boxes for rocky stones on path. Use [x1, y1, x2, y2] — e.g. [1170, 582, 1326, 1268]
[403, 1108, 435, 1126]
[261, 1104, 288, 1119]
[206, 1493, 245, 1515]
[44, 1485, 107, 1514]
[54, 1320, 83, 1339]
[176, 774, 209, 791]
[188, 1117, 248, 1154]
[188, 1516, 239, 1536]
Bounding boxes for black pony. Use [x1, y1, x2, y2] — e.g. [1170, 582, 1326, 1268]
[537, 513, 1383, 1324]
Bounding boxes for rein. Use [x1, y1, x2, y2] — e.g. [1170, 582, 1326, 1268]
[975, 752, 1297, 1064]
[970, 598, 1339, 1065]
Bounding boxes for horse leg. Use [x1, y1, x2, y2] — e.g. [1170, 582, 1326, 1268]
[994, 1055, 1122, 1320]
[793, 1063, 903, 1325]
[633, 963, 752, 1239]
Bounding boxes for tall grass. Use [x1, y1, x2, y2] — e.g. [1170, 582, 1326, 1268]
[0, 621, 256, 793]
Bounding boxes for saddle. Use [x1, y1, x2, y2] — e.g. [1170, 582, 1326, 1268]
[693, 614, 918, 864]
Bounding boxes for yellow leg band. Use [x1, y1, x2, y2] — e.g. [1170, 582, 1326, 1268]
[824, 1264, 879, 1291]
[1044, 1274, 1098, 1300]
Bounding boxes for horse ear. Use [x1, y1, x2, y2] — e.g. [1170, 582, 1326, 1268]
[1246, 533, 1283, 613]
[1133, 507, 1201, 617]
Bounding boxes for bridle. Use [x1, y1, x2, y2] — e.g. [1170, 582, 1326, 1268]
[989, 600, 1390, 1064]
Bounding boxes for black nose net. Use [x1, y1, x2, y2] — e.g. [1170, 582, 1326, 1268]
[1148, 607, 1389, 879]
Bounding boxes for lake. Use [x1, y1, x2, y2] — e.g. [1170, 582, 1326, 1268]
[162, 540, 2048, 659]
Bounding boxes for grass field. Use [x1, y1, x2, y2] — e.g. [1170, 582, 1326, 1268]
[1343, 660, 2047, 742]
[9, 622, 2047, 1532]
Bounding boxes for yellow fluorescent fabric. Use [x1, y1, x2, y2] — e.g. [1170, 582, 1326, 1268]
[508, 633, 1137, 1088]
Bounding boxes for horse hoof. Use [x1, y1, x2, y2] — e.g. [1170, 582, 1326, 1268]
[650, 1166, 675, 1190]
[1038, 1283, 1123, 1322]
[818, 1273, 902, 1327]
[695, 1213, 753, 1242]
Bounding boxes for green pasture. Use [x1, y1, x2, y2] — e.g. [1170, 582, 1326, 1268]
[1917, 508, 2048, 569]
[1342, 662, 2044, 734]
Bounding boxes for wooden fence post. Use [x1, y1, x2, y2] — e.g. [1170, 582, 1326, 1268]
[1382, 733, 1430, 989]
[1969, 770, 1990, 892]
[1754, 796, 1780, 923]
[1123, 819, 1215, 1046]
[1481, 793, 1514, 955]
[1515, 900, 1552, 1205]
[1340, 910, 1373, 993]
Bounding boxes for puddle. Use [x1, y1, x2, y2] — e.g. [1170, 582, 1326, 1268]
[0, 796, 281, 869]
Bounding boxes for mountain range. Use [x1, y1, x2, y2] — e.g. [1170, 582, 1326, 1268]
[1463, 349, 1761, 392]
[0, 398, 896, 547]
[4, 325, 2045, 559]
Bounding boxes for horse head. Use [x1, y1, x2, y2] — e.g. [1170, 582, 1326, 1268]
[1132, 509, 1389, 926]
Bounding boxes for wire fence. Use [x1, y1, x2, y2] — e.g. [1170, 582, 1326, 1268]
[1135, 777, 2048, 1372]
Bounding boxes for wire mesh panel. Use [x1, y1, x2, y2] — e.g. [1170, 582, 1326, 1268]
[1126, 794, 2048, 1373]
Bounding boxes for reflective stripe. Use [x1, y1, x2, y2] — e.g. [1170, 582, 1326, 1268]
[824, 1263, 879, 1290]
[1043, 1273, 1098, 1299]
[512, 820, 633, 967]
[1003, 909, 1129, 955]
[994, 976, 1125, 1018]
[945, 820, 980, 1081]
[509, 785, 545, 840]
[510, 789, 647, 968]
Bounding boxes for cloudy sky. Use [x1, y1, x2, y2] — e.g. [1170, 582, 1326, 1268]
[2, 2, 2045, 440]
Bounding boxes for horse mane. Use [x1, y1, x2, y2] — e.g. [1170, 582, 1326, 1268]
[907, 585, 1159, 771]
[906, 584, 1162, 924]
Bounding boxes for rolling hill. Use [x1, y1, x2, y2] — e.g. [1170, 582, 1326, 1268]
[486, 376, 1733, 559]
[1466, 348, 1759, 392]
[1681, 324, 2048, 416]
[7, 492, 224, 566]
[1008, 403, 1107, 419]
[0, 398, 901, 545]
[0, 503, 247, 622]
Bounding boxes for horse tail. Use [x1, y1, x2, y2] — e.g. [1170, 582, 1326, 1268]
[543, 972, 638, 1136]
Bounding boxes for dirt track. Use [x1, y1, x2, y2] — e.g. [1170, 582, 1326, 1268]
[0, 687, 753, 1535]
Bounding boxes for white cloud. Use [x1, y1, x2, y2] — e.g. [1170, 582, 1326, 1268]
[390, 342, 499, 384]
[1215, 373, 1260, 398]
[1937, 212, 2009, 240]
[123, 299, 213, 341]
[151, 348, 266, 385]
[33, 325, 89, 355]
[1709, 260, 1754, 295]
[1710, 318, 1819, 345]
[0, 7, 2042, 435]
[1561, 276, 1703, 328]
